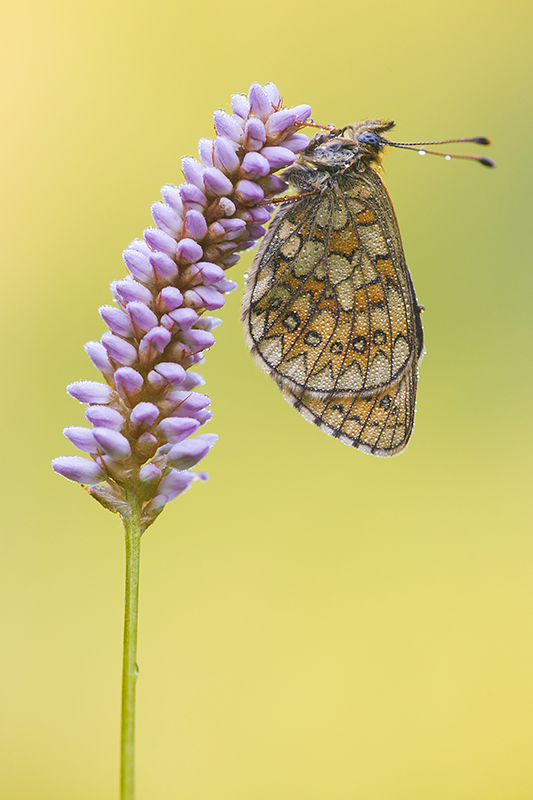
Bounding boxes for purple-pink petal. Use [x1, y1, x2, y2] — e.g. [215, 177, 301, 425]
[127, 301, 158, 334]
[176, 238, 203, 264]
[213, 109, 243, 142]
[193, 285, 225, 310]
[151, 202, 182, 236]
[63, 426, 99, 454]
[231, 93, 250, 118]
[203, 167, 234, 197]
[123, 248, 152, 282]
[149, 251, 178, 282]
[67, 380, 113, 405]
[266, 109, 298, 136]
[114, 367, 144, 395]
[160, 184, 184, 214]
[241, 151, 271, 178]
[99, 306, 133, 337]
[184, 210, 208, 241]
[85, 405, 125, 430]
[248, 82, 272, 119]
[167, 433, 218, 470]
[154, 362, 186, 385]
[260, 146, 296, 170]
[101, 332, 137, 366]
[168, 390, 211, 416]
[280, 133, 309, 153]
[234, 179, 264, 205]
[52, 456, 106, 484]
[157, 285, 183, 311]
[214, 136, 241, 173]
[181, 157, 206, 189]
[155, 469, 197, 502]
[158, 416, 200, 444]
[112, 278, 153, 305]
[144, 227, 178, 256]
[84, 341, 113, 374]
[139, 326, 172, 354]
[179, 329, 216, 351]
[130, 402, 160, 427]
[263, 82, 281, 107]
[93, 428, 132, 460]
[196, 262, 225, 286]
[179, 183, 207, 209]
[168, 307, 199, 330]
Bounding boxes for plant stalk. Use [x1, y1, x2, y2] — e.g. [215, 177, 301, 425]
[120, 497, 143, 800]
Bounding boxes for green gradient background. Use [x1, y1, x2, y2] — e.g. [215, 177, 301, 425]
[1, 1, 531, 798]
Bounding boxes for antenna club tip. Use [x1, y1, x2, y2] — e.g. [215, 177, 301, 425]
[479, 157, 496, 168]
[473, 137, 492, 146]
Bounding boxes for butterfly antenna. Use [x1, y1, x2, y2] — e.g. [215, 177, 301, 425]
[385, 135, 495, 167]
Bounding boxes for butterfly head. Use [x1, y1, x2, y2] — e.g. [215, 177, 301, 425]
[299, 119, 396, 173]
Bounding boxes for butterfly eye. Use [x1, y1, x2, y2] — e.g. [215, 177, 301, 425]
[358, 131, 382, 148]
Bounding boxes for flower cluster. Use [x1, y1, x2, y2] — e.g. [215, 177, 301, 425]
[52, 82, 311, 530]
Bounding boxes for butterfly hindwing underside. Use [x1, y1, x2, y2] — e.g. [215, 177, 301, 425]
[241, 121, 425, 456]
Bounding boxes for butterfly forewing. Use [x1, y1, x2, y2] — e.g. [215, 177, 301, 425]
[242, 126, 424, 456]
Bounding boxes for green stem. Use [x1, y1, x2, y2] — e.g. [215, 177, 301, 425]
[120, 496, 143, 800]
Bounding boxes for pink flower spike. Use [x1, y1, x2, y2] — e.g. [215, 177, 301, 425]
[67, 380, 113, 405]
[52, 456, 106, 484]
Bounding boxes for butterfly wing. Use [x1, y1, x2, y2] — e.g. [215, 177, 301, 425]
[242, 166, 424, 456]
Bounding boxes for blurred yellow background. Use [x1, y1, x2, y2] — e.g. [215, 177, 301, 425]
[1, 0, 531, 798]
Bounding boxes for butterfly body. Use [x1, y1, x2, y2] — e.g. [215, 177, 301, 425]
[242, 120, 425, 456]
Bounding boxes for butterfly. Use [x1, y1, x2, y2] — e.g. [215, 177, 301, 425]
[241, 120, 493, 456]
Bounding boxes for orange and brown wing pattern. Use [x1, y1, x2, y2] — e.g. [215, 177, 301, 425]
[282, 361, 418, 456]
[241, 164, 424, 456]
